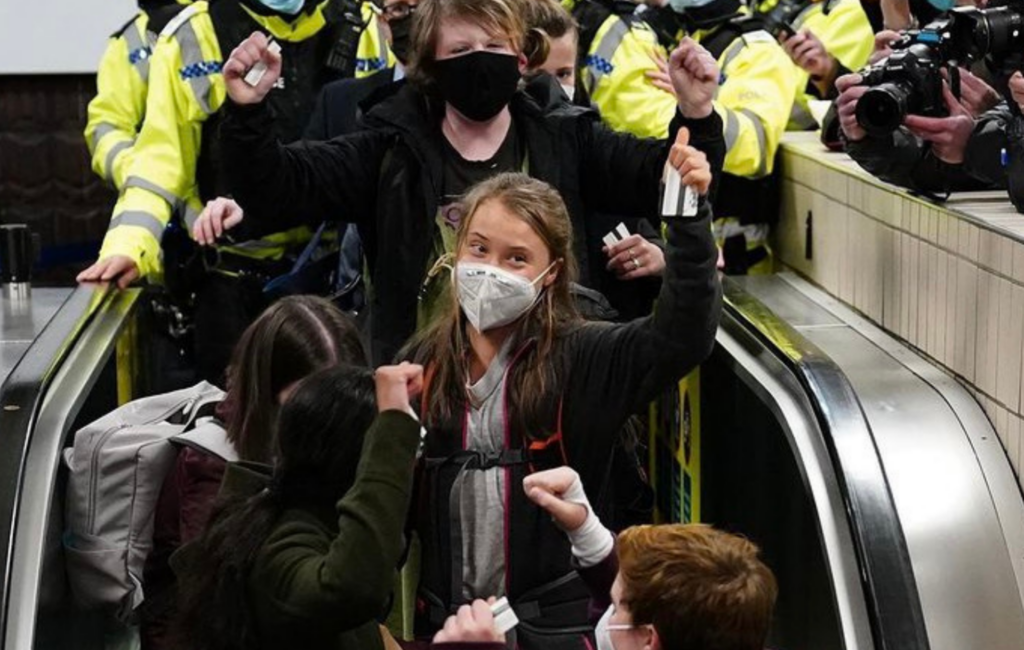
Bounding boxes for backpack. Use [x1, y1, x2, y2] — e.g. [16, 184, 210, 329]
[62, 381, 238, 621]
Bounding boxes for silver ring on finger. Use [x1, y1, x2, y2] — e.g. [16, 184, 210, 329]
[633, 258, 642, 271]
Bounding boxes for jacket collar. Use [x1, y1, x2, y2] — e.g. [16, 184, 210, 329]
[239, 0, 330, 42]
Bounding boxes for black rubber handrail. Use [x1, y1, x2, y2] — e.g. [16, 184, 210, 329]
[722, 278, 929, 650]
[0, 285, 113, 646]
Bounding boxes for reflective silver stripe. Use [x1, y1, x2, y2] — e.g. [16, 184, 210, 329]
[104, 140, 134, 183]
[586, 18, 629, 90]
[723, 108, 740, 151]
[91, 122, 119, 151]
[738, 108, 769, 177]
[125, 175, 180, 206]
[720, 39, 747, 72]
[175, 19, 216, 115]
[790, 101, 816, 130]
[183, 204, 202, 231]
[377, 16, 388, 64]
[124, 21, 151, 82]
[108, 211, 166, 240]
[793, 3, 816, 31]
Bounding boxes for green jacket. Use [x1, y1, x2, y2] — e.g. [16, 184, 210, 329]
[246, 410, 420, 650]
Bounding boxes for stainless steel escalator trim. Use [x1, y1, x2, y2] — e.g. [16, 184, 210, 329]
[774, 272, 1024, 624]
[723, 278, 930, 650]
[0, 286, 114, 647]
[4, 289, 139, 650]
[715, 321, 875, 650]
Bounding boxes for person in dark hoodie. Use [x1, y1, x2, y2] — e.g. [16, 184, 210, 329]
[402, 171, 718, 648]
[214, 0, 725, 364]
[173, 362, 424, 650]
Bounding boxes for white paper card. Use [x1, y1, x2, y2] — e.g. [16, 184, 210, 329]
[245, 40, 282, 87]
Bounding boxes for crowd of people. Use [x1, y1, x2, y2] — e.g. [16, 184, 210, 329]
[71, 0, 1011, 645]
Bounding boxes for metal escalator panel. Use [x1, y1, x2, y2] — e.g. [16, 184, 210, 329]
[0, 286, 140, 650]
[720, 274, 1024, 650]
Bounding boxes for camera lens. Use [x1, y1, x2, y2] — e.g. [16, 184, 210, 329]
[978, 7, 1024, 59]
[857, 82, 913, 137]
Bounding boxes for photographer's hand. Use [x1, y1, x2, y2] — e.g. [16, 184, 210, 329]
[836, 73, 869, 142]
[782, 29, 838, 96]
[948, 68, 1000, 118]
[1010, 72, 1024, 113]
[870, 30, 902, 65]
[904, 85, 974, 164]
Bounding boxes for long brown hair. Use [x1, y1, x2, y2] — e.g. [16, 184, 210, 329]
[407, 0, 526, 87]
[403, 173, 580, 434]
[218, 295, 367, 462]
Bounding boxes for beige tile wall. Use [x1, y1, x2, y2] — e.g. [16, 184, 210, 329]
[776, 134, 1024, 493]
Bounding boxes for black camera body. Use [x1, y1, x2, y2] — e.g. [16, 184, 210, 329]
[856, 42, 948, 137]
[947, 4, 1024, 74]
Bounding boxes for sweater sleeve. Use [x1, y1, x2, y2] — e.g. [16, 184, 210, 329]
[220, 100, 387, 235]
[251, 410, 420, 630]
[566, 197, 721, 432]
[845, 127, 992, 194]
[962, 103, 1012, 189]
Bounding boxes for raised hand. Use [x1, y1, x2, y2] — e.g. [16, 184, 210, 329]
[666, 127, 712, 196]
[222, 31, 282, 105]
[373, 362, 425, 417]
[668, 38, 718, 119]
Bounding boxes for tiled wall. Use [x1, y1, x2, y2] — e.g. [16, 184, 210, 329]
[0, 75, 114, 283]
[776, 133, 1024, 491]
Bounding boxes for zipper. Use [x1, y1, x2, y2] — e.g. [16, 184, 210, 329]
[84, 396, 202, 534]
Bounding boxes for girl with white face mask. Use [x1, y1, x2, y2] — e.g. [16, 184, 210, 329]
[401, 159, 719, 648]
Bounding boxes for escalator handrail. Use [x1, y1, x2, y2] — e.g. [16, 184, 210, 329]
[0, 285, 114, 645]
[722, 279, 929, 650]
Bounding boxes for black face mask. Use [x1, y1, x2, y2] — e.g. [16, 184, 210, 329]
[388, 14, 414, 65]
[434, 51, 521, 122]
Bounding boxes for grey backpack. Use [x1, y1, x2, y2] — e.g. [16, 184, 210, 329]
[63, 381, 237, 621]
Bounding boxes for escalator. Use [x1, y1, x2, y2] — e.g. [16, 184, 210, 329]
[695, 273, 1024, 650]
[0, 274, 1022, 650]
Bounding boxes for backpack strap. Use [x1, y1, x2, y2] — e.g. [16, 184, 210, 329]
[174, 419, 239, 462]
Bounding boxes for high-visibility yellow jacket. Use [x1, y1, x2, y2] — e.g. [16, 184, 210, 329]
[98, 0, 391, 279]
[84, 3, 192, 190]
[582, 13, 798, 179]
[788, 0, 873, 129]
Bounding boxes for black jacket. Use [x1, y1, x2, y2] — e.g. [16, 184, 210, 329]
[845, 104, 1012, 197]
[303, 67, 400, 140]
[413, 194, 721, 648]
[221, 76, 725, 362]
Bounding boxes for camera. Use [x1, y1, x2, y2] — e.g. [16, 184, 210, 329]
[947, 4, 1024, 72]
[856, 42, 948, 137]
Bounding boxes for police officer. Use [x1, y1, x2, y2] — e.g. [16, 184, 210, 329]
[77, 0, 392, 383]
[570, 0, 798, 273]
[777, 0, 874, 129]
[85, 0, 193, 190]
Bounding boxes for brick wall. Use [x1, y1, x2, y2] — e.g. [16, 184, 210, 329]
[0, 75, 115, 283]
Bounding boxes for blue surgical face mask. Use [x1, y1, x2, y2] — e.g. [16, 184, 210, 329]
[669, 0, 715, 12]
[254, 0, 305, 16]
[926, 0, 956, 10]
